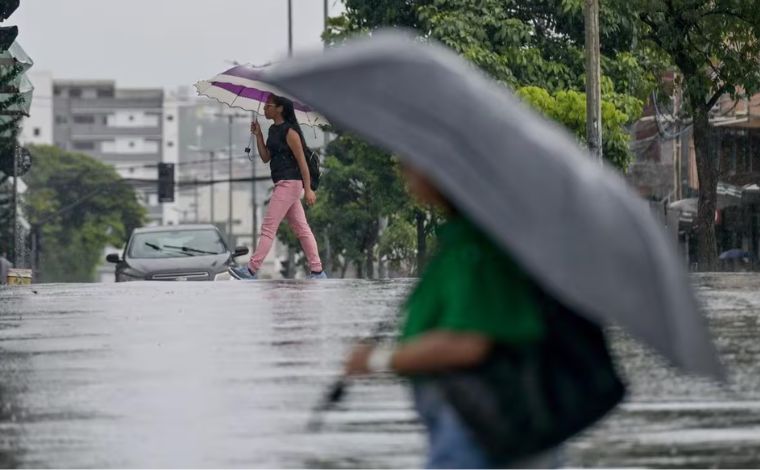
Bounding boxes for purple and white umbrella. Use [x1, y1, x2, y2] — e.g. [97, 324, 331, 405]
[194, 64, 328, 127]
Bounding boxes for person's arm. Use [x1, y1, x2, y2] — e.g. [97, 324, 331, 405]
[286, 129, 316, 205]
[252, 121, 270, 163]
[344, 331, 493, 376]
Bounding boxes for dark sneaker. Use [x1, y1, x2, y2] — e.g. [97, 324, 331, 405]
[229, 266, 257, 280]
[307, 271, 327, 280]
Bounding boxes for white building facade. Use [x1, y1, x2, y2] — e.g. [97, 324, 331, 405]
[52, 80, 165, 225]
[19, 70, 53, 146]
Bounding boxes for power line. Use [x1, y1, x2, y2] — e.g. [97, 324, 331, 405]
[123, 175, 272, 188]
[110, 153, 255, 171]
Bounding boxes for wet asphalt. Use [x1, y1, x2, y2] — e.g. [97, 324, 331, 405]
[0, 274, 758, 468]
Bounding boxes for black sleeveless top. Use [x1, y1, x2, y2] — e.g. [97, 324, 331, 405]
[267, 122, 302, 183]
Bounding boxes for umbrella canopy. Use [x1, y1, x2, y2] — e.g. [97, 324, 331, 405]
[194, 64, 328, 127]
[719, 249, 752, 260]
[262, 32, 724, 380]
[670, 183, 743, 213]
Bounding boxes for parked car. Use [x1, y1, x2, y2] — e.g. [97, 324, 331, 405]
[107, 225, 249, 282]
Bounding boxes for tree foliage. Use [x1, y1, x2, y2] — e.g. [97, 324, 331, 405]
[623, 0, 760, 269]
[302, 0, 659, 277]
[326, 0, 655, 171]
[517, 84, 642, 169]
[23, 145, 146, 282]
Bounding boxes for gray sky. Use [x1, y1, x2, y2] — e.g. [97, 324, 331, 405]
[15, 0, 343, 90]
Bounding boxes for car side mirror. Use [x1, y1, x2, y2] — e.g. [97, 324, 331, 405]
[233, 246, 250, 258]
[106, 253, 121, 264]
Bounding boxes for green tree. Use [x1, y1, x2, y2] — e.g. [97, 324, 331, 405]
[622, 0, 760, 270]
[326, 0, 656, 171]
[310, 0, 660, 277]
[23, 145, 146, 282]
[279, 134, 411, 278]
[517, 84, 642, 169]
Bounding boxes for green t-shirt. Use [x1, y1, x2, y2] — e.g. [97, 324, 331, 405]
[401, 216, 544, 345]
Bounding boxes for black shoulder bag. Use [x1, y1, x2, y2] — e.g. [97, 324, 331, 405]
[438, 293, 626, 466]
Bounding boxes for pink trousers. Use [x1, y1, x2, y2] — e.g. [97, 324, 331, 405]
[248, 180, 323, 273]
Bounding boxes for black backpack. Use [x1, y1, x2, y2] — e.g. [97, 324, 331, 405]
[291, 131, 321, 191]
[303, 145, 321, 192]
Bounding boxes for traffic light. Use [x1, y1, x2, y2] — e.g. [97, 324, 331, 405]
[0, 0, 19, 20]
[0, 1, 19, 51]
[157, 163, 175, 203]
[0, 25, 16, 50]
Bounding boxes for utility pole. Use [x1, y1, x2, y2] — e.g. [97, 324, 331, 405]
[209, 151, 215, 224]
[228, 115, 234, 245]
[324, 0, 328, 36]
[31, 226, 38, 282]
[11, 144, 18, 265]
[584, 0, 603, 164]
[194, 177, 199, 223]
[287, 0, 293, 57]
[251, 111, 258, 247]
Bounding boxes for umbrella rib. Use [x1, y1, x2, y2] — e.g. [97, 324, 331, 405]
[227, 84, 245, 110]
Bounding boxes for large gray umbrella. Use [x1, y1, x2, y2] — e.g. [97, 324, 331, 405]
[263, 32, 723, 380]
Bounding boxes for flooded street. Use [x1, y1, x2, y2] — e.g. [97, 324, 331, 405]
[0, 274, 758, 468]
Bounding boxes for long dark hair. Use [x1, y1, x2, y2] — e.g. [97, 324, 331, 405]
[271, 94, 305, 141]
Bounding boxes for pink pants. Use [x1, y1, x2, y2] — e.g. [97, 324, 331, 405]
[248, 180, 323, 273]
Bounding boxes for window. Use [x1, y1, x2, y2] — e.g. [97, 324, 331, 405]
[167, 115, 174, 121]
[73, 115, 96, 124]
[33, 128, 41, 137]
[73, 141, 96, 151]
[167, 141, 174, 147]
[69, 89, 82, 98]
[55, 115, 67, 124]
[103, 116, 108, 125]
[129, 141, 135, 148]
[129, 115, 134, 121]
[97, 89, 114, 98]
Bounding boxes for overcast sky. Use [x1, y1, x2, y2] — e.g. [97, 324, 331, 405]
[15, 0, 343, 90]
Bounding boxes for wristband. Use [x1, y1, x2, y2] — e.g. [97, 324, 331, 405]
[366, 345, 395, 373]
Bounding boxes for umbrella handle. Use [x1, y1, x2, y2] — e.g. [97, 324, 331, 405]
[305, 321, 397, 432]
[306, 376, 347, 432]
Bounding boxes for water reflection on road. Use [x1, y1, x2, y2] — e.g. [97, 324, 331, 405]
[0, 275, 757, 468]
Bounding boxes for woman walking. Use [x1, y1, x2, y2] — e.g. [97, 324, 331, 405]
[230, 94, 326, 280]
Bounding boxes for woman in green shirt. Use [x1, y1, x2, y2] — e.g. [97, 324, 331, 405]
[344, 164, 548, 468]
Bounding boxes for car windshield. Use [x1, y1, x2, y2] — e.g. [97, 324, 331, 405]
[128, 229, 227, 259]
